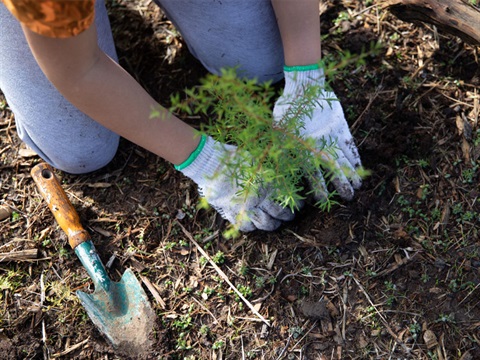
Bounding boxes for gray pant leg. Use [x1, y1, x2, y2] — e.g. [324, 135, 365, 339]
[154, 0, 284, 83]
[0, 0, 120, 174]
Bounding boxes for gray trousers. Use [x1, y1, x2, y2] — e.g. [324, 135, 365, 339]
[0, 0, 283, 173]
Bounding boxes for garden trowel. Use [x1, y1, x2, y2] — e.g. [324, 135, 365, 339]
[31, 163, 155, 356]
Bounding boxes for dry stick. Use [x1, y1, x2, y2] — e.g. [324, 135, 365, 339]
[252, 268, 282, 304]
[51, 338, 90, 358]
[275, 335, 292, 360]
[191, 296, 219, 324]
[40, 273, 50, 360]
[178, 222, 270, 326]
[0, 249, 38, 262]
[458, 282, 480, 306]
[342, 279, 349, 341]
[199, 230, 219, 244]
[139, 274, 166, 309]
[351, 86, 382, 134]
[352, 276, 410, 354]
[372, 252, 419, 278]
[290, 321, 318, 353]
[241, 335, 245, 360]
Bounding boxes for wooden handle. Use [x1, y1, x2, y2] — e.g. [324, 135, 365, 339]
[31, 163, 89, 249]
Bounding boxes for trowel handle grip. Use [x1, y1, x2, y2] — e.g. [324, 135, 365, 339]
[31, 163, 89, 250]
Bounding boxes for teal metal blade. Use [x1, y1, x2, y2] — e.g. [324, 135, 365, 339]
[75, 241, 155, 355]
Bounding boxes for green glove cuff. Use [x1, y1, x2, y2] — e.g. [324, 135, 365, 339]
[284, 63, 320, 72]
[174, 134, 207, 171]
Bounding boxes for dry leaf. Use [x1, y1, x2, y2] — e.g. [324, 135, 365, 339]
[358, 334, 369, 348]
[325, 299, 339, 317]
[286, 295, 297, 302]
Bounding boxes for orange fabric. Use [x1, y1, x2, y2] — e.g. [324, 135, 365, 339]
[2, 0, 95, 38]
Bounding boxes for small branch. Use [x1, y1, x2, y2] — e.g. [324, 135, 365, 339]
[139, 274, 166, 310]
[384, 0, 480, 45]
[371, 251, 420, 278]
[191, 296, 220, 324]
[51, 338, 90, 358]
[352, 276, 411, 354]
[40, 273, 49, 360]
[178, 222, 270, 326]
[0, 249, 38, 262]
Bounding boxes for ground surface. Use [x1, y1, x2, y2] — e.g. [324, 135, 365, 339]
[1, 1, 479, 359]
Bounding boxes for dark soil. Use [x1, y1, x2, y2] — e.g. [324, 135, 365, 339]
[1, 1, 479, 359]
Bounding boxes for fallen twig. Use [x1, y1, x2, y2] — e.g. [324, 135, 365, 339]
[40, 273, 49, 360]
[352, 276, 411, 354]
[372, 251, 420, 278]
[140, 274, 166, 309]
[178, 222, 270, 326]
[191, 296, 219, 324]
[0, 249, 38, 262]
[51, 338, 90, 358]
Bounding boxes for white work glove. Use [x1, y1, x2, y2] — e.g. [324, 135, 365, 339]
[273, 65, 362, 201]
[176, 135, 294, 232]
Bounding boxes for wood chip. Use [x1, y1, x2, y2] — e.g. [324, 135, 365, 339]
[462, 138, 471, 163]
[18, 147, 38, 158]
[358, 334, 369, 349]
[456, 114, 465, 136]
[423, 329, 438, 349]
[91, 226, 113, 237]
[0, 205, 12, 221]
[325, 298, 339, 317]
[87, 182, 112, 188]
[260, 324, 269, 339]
[266, 249, 277, 270]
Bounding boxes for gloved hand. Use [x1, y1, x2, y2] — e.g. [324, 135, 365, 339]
[176, 135, 294, 232]
[273, 65, 362, 202]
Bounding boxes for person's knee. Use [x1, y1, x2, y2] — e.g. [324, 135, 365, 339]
[19, 128, 120, 174]
[10, 96, 121, 174]
[46, 140, 119, 174]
